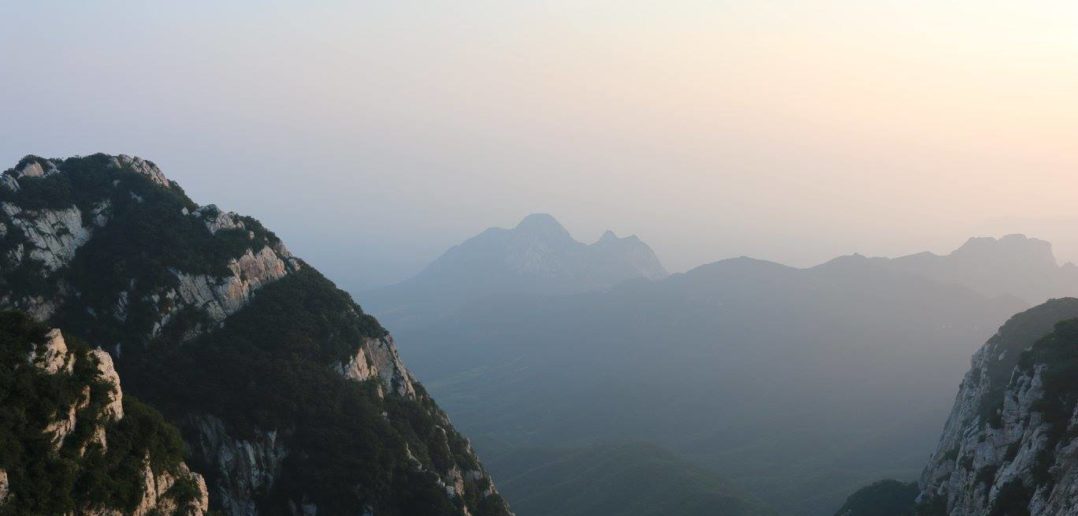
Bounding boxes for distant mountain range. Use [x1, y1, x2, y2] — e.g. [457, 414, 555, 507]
[368, 223, 1078, 516]
[852, 233, 1078, 305]
[365, 213, 667, 326]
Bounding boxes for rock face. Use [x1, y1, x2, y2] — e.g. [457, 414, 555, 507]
[189, 415, 288, 516]
[0, 154, 511, 515]
[338, 336, 417, 397]
[0, 311, 209, 514]
[916, 298, 1078, 515]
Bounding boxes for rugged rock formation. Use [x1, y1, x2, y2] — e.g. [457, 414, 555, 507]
[915, 298, 1078, 514]
[0, 310, 209, 514]
[337, 336, 417, 397]
[839, 298, 1078, 515]
[0, 154, 511, 515]
[188, 414, 288, 516]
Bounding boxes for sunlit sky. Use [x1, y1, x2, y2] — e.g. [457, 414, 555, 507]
[3, 1, 1077, 288]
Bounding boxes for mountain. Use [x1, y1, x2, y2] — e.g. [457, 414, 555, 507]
[0, 310, 209, 514]
[839, 298, 1078, 515]
[484, 444, 775, 516]
[365, 213, 667, 325]
[0, 154, 511, 515]
[917, 298, 1078, 514]
[833, 480, 917, 516]
[385, 250, 1034, 515]
[863, 234, 1078, 305]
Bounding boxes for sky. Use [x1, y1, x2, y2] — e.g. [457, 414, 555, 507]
[2, 1, 1078, 289]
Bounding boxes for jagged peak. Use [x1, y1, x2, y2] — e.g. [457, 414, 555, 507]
[3, 153, 173, 192]
[593, 229, 645, 247]
[108, 154, 172, 188]
[951, 233, 1057, 265]
[11, 155, 60, 179]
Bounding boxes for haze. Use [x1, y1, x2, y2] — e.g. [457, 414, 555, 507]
[3, 1, 1077, 288]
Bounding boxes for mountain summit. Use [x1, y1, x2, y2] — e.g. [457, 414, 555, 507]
[0, 154, 511, 515]
[365, 214, 666, 324]
[828, 234, 1078, 305]
[422, 213, 667, 286]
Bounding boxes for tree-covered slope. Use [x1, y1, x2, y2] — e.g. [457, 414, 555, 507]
[0, 154, 511, 515]
[833, 480, 916, 516]
[0, 310, 208, 515]
[485, 444, 774, 516]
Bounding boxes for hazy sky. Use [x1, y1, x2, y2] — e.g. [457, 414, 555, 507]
[3, 1, 1077, 288]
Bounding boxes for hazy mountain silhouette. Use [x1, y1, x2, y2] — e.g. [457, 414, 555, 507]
[366, 213, 667, 326]
[486, 443, 775, 516]
[368, 233, 1078, 515]
[864, 234, 1078, 305]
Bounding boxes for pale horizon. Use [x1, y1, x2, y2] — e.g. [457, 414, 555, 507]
[4, 1, 1078, 287]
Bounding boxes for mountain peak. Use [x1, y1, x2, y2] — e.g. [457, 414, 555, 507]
[513, 213, 572, 241]
[952, 234, 1057, 266]
[516, 212, 564, 229]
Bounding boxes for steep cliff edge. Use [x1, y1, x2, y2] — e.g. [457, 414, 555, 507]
[0, 154, 510, 515]
[0, 310, 209, 514]
[916, 297, 1078, 515]
[837, 298, 1078, 515]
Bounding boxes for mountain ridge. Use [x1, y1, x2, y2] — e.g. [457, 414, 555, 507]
[365, 213, 667, 327]
[0, 154, 511, 515]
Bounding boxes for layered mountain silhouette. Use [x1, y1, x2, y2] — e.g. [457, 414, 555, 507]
[487, 444, 775, 516]
[365, 213, 667, 326]
[368, 230, 1078, 516]
[855, 234, 1078, 305]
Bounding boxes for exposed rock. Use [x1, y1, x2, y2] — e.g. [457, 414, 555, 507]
[0, 154, 512, 516]
[189, 415, 288, 516]
[173, 246, 295, 323]
[29, 328, 74, 374]
[13, 159, 58, 179]
[338, 336, 416, 397]
[1, 174, 20, 192]
[91, 199, 112, 227]
[196, 205, 246, 234]
[109, 154, 172, 188]
[917, 299, 1078, 515]
[43, 385, 89, 450]
[91, 348, 124, 422]
[130, 457, 209, 516]
[1, 202, 92, 271]
[1, 313, 210, 515]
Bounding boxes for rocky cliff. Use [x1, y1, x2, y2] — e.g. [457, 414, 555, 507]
[838, 298, 1078, 515]
[0, 310, 209, 514]
[916, 297, 1078, 515]
[0, 154, 511, 515]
